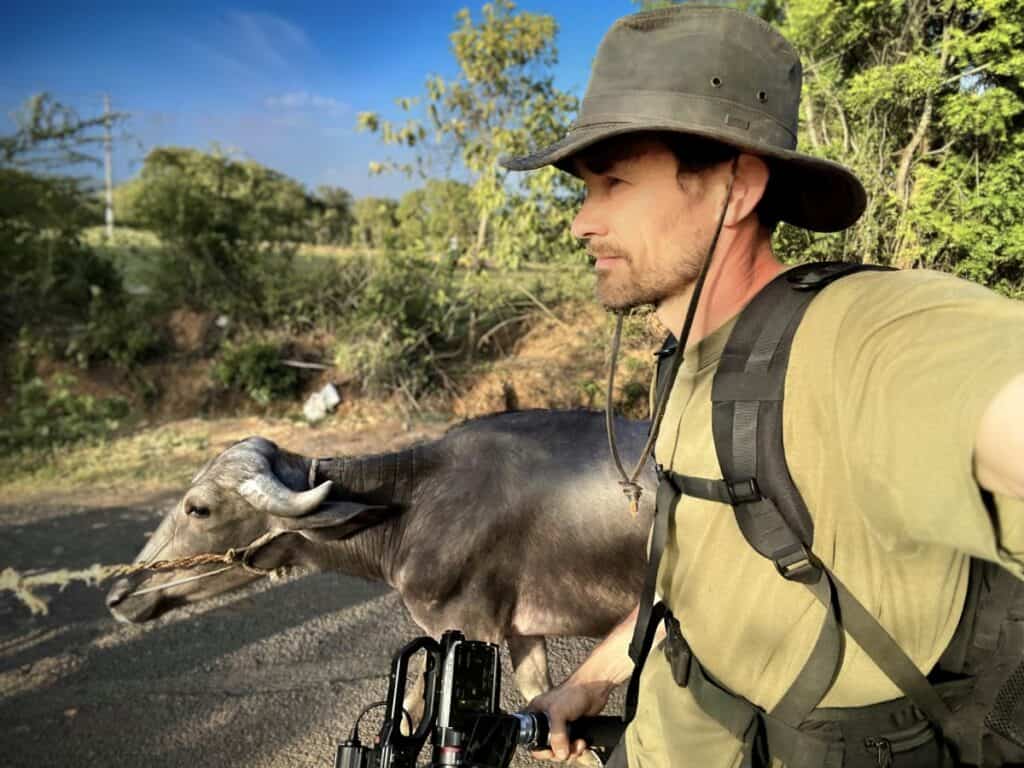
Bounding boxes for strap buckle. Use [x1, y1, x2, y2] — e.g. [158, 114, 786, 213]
[774, 546, 820, 583]
[663, 614, 692, 687]
[727, 478, 762, 505]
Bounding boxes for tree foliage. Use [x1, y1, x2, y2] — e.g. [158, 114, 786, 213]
[358, 0, 583, 266]
[0, 94, 161, 379]
[352, 196, 400, 250]
[310, 185, 356, 245]
[774, 0, 1024, 295]
[396, 179, 475, 258]
[0, 93, 124, 172]
[131, 147, 310, 312]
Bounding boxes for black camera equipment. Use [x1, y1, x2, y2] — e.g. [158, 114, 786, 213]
[335, 630, 624, 768]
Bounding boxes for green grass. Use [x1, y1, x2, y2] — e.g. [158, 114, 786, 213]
[82, 226, 168, 292]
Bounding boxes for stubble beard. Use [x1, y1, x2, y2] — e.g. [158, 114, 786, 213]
[593, 242, 704, 312]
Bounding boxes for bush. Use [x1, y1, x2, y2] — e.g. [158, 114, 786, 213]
[212, 340, 301, 406]
[250, 251, 366, 334]
[0, 168, 168, 391]
[331, 251, 580, 399]
[0, 374, 130, 455]
[132, 148, 307, 317]
[70, 292, 169, 370]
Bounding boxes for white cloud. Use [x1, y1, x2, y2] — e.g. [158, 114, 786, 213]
[264, 91, 349, 114]
[226, 11, 311, 71]
[186, 10, 316, 80]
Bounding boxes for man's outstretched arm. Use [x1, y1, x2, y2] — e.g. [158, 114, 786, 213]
[527, 604, 663, 762]
[976, 371, 1024, 500]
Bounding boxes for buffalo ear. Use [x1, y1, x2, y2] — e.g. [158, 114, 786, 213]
[273, 501, 398, 542]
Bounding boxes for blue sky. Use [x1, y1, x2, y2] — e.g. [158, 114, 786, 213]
[2, 1, 637, 199]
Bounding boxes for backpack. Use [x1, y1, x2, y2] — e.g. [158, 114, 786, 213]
[627, 261, 1024, 768]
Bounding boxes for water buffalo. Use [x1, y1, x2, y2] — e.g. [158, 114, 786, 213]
[106, 409, 656, 704]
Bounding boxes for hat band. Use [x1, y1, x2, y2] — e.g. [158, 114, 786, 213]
[577, 90, 798, 152]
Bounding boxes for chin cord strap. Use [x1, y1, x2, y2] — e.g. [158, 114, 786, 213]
[604, 157, 738, 516]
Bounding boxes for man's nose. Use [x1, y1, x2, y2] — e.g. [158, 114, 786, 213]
[571, 196, 607, 240]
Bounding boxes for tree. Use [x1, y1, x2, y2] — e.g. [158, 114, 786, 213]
[0, 92, 123, 173]
[352, 196, 400, 250]
[358, 0, 581, 265]
[132, 147, 310, 312]
[310, 185, 356, 245]
[0, 94, 130, 378]
[631, 0, 783, 20]
[776, 0, 1024, 295]
[396, 179, 475, 259]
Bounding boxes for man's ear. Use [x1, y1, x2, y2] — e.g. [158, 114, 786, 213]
[724, 154, 770, 228]
[272, 501, 399, 543]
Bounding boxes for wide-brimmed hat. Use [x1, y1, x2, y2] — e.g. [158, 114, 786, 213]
[500, 5, 866, 233]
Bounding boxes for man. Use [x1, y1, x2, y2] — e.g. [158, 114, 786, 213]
[500, 6, 1024, 768]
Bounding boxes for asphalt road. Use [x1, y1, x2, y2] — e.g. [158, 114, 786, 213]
[0, 493, 614, 768]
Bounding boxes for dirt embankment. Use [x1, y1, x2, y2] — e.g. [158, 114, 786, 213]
[4, 301, 663, 506]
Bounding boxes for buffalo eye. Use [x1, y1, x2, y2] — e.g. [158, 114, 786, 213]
[185, 502, 211, 519]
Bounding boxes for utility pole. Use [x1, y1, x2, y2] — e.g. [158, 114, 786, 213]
[103, 93, 115, 238]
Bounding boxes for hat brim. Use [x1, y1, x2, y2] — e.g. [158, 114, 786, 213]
[499, 121, 866, 233]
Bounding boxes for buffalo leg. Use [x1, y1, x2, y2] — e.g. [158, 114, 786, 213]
[401, 651, 428, 734]
[506, 635, 552, 704]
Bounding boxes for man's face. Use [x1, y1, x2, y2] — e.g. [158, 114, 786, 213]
[571, 137, 724, 311]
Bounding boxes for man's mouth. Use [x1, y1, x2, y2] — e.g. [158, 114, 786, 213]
[594, 256, 621, 270]
[590, 249, 625, 270]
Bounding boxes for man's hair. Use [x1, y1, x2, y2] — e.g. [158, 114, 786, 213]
[571, 131, 782, 232]
[664, 133, 782, 232]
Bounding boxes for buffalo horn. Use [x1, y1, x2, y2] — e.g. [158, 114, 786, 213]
[238, 473, 333, 518]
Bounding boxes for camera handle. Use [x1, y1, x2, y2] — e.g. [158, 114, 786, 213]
[376, 636, 443, 768]
[518, 713, 625, 764]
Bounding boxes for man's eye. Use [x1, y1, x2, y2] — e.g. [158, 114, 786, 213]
[606, 176, 623, 187]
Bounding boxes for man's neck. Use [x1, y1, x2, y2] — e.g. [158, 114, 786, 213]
[655, 229, 782, 344]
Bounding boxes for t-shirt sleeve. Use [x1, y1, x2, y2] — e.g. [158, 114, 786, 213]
[830, 270, 1024, 574]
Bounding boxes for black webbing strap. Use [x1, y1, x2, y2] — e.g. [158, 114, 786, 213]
[769, 570, 845, 725]
[653, 334, 678, 406]
[664, 613, 843, 768]
[826, 568, 953, 728]
[661, 470, 733, 504]
[624, 476, 678, 721]
[706, 263, 888, 729]
[707, 262, 955, 734]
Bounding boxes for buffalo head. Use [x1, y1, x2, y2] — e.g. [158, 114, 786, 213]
[106, 437, 391, 623]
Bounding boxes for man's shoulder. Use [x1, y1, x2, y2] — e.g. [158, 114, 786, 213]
[791, 266, 1017, 350]
[818, 265, 1008, 309]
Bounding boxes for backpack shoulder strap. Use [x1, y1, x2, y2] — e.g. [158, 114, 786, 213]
[711, 260, 890, 566]
[709, 261, 958, 730]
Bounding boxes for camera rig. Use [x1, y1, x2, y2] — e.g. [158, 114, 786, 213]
[335, 630, 623, 768]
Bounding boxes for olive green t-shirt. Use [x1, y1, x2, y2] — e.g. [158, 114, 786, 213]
[625, 268, 1024, 768]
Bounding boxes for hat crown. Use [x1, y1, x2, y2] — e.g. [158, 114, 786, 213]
[581, 6, 802, 151]
[498, 5, 868, 233]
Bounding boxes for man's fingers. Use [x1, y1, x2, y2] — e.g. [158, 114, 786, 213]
[549, 727, 571, 760]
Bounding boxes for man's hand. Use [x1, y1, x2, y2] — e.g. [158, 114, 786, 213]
[525, 604, 646, 762]
[527, 679, 612, 762]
